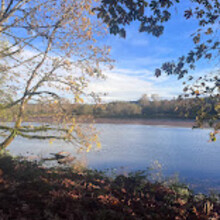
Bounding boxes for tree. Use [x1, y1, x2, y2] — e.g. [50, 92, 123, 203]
[0, 0, 111, 150]
[138, 94, 150, 107]
[178, 69, 220, 130]
[95, 0, 220, 136]
[95, 0, 219, 76]
[151, 94, 160, 102]
[106, 102, 141, 117]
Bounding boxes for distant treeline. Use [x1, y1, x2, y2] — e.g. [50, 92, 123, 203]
[22, 94, 218, 120]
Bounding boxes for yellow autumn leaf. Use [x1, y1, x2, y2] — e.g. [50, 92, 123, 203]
[195, 90, 200, 95]
[215, 103, 220, 112]
[82, 17, 87, 23]
[89, 10, 95, 15]
[97, 141, 101, 149]
[68, 127, 74, 134]
[75, 96, 84, 103]
[86, 144, 92, 152]
[86, 30, 91, 38]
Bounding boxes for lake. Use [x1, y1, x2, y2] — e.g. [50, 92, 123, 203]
[4, 123, 220, 193]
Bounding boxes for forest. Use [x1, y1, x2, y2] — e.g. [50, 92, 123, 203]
[11, 94, 218, 122]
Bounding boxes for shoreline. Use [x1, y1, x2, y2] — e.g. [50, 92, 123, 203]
[1, 117, 197, 128]
[93, 118, 195, 128]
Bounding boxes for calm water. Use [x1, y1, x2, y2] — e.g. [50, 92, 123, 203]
[4, 123, 220, 193]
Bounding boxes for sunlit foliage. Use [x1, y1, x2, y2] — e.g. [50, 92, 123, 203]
[0, 0, 112, 150]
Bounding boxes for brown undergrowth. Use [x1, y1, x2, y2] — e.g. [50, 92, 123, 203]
[0, 155, 219, 220]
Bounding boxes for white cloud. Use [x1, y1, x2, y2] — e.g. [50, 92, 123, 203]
[87, 68, 182, 102]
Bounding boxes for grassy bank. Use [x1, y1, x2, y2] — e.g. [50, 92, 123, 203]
[0, 155, 219, 220]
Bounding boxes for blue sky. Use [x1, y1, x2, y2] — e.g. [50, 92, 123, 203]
[6, 1, 218, 103]
[89, 1, 218, 102]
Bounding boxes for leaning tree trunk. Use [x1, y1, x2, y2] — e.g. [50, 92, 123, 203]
[0, 99, 25, 150]
[0, 130, 17, 150]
